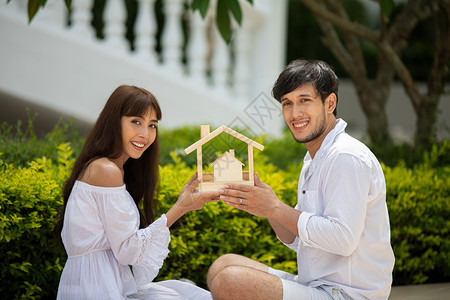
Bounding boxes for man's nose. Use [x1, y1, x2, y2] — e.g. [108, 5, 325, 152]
[292, 103, 304, 118]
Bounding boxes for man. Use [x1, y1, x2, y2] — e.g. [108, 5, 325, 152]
[208, 60, 395, 300]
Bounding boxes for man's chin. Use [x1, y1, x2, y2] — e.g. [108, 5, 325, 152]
[291, 132, 315, 144]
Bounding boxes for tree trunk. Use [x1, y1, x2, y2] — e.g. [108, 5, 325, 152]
[356, 85, 392, 145]
[415, 96, 439, 148]
[365, 105, 391, 145]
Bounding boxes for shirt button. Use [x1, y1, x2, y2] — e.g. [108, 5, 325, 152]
[302, 190, 306, 194]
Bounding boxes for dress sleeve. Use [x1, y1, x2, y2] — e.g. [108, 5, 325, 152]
[95, 189, 171, 268]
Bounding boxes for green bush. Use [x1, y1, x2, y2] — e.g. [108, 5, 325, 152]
[0, 143, 73, 299]
[0, 113, 85, 167]
[1, 119, 449, 298]
[385, 142, 450, 285]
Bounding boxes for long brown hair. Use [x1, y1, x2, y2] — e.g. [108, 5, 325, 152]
[54, 85, 162, 246]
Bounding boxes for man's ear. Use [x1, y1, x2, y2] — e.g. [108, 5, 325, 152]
[326, 93, 337, 113]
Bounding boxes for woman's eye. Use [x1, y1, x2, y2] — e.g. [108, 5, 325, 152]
[149, 124, 158, 129]
[132, 120, 141, 125]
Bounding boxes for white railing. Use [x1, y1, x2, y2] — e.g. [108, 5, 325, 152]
[6, 0, 281, 100]
[1, 0, 287, 135]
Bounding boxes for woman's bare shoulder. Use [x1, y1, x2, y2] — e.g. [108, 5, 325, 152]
[79, 157, 124, 187]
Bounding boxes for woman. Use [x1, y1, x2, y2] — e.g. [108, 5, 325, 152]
[54, 85, 219, 299]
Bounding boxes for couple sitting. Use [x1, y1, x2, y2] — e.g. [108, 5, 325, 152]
[55, 59, 394, 300]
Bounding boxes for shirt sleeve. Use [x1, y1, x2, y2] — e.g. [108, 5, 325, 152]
[277, 204, 300, 251]
[298, 153, 370, 256]
[278, 235, 299, 251]
[95, 190, 171, 268]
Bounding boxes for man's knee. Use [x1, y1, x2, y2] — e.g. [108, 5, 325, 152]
[210, 265, 283, 300]
[209, 265, 245, 298]
[207, 254, 242, 287]
[212, 253, 242, 269]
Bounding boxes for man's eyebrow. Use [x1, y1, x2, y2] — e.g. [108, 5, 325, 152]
[297, 93, 315, 98]
[281, 93, 315, 102]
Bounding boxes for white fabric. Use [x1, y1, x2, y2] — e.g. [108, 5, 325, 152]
[268, 267, 349, 300]
[57, 180, 211, 300]
[279, 119, 395, 300]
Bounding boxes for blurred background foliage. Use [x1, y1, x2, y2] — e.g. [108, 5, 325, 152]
[286, 0, 437, 81]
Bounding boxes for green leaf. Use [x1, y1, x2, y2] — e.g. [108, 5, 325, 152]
[27, 0, 41, 23]
[379, 0, 395, 18]
[225, 0, 242, 25]
[216, 0, 232, 43]
[64, 0, 72, 11]
[192, 0, 210, 19]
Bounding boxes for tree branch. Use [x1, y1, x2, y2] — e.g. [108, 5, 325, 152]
[428, 0, 450, 101]
[388, 0, 437, 53]
[297, 0, 379, 43]
[321, 0, 367, 79]
[317, 21, 352, 69]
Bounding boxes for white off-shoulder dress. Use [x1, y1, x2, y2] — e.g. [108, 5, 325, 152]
[56, 180, 211, 300]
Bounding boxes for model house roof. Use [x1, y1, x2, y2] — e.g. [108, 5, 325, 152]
[184, 125, 264, 155]
[210, 151, 245, 167]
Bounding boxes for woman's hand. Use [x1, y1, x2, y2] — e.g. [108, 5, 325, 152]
[176, 172, 220, 212]
[166, 172, 220, 227]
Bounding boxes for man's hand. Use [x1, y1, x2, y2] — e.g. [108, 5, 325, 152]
[219, 173, 280, 218]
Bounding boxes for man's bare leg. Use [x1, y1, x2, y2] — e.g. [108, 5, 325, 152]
[207, 254, 283, 300]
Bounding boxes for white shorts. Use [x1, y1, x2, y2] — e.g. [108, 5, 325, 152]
[267, 268, 351, 300]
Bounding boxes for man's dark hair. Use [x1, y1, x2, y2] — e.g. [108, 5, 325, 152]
[272, 59, 339, 116]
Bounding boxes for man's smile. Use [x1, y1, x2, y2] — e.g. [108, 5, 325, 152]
[292, 120, 309, 129]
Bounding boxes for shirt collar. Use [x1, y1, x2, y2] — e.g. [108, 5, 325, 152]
[303, 118, 347, 163]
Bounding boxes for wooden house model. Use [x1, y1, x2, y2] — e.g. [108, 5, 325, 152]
[184, 125, 264, 192]
[211, 149, 244, 182]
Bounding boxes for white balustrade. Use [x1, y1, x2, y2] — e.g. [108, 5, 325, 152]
[104, 0, 128, 52]
[212, 25, 230, 91]
[161, 0, 184, 72]
[232, 19, 253, 102]
[135, 0, 158, 64]
[1, 0, 286, 112]
[71, 0, 94, 38]
[186, 10, 209, 85]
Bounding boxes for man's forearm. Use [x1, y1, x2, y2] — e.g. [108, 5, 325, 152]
[268, 217, 296, 244]
[268, 201, 301, 244]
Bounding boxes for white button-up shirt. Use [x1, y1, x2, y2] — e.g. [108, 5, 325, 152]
[283, 119, 395, 300]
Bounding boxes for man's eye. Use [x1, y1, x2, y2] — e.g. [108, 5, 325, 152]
[282, 102, 290, 106]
